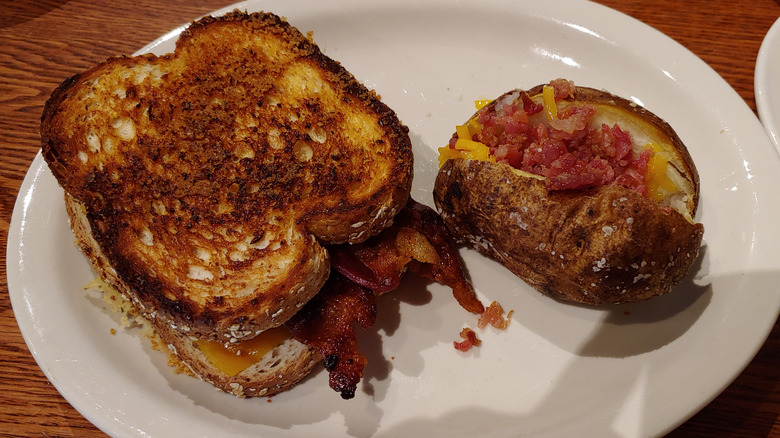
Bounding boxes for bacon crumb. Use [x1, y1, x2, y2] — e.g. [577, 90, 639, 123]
[454, 327, 481, 352]
[477, 301, 513, 330]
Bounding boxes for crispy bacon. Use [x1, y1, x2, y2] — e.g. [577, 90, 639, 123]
[394, 200, 485, 314]
[453, 327, 481, 352]
[287, 199, 485, 398]
[477, 301, 513, 330]
[329, 246, 401, 293]
[285, 273, 375, 399]
[332, 199, 484, 313]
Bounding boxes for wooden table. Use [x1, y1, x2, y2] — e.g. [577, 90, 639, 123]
[1, 0, 778, 436]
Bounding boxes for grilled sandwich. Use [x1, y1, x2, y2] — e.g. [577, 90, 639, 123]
[41, 10, 422, 398]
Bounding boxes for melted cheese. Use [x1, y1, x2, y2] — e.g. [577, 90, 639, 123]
[196, 326, 290, 376]
[474, 99, 492, 110]
[645, 143, 678, 202]
[455, 123, 471, 140]
[438, 116, 495, 167]
[466, 118, 482, 136]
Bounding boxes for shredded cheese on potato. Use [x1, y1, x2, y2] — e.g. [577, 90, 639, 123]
[438, 104, 495, 167]
[474, 99, 492, 110]
[644, 143, 677, 202]
[542, 85, 558, 121]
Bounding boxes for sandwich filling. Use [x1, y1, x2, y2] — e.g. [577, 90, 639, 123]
[196, 327, 290, 377]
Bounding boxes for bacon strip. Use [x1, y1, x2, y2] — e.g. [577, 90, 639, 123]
[285, 274, 375, 399]
[286, 199, 484, 398]
[331, 199, 483, 314]
[329, 240, 402, 293]
[398, 200, 485, 314]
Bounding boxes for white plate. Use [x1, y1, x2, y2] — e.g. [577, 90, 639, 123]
[756, 16, 780, 151]
[8, 0, 780, 437]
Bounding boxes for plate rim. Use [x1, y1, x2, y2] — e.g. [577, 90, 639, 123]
[755, 16, 780, 151]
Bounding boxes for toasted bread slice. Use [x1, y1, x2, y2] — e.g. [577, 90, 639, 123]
[43, 11, 413, 342]
[70, 193, 321, 397]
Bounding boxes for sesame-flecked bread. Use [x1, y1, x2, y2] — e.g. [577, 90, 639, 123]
[42, 11, 413, 344]
[69, 193, 323, 397]
[154, 317, 323, 398]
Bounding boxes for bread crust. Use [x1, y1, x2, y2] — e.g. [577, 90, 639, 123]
[155, 319, 323, 398]
[42, 11, 413, 342]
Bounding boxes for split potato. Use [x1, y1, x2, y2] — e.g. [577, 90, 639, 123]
[434, 79, 704, 304]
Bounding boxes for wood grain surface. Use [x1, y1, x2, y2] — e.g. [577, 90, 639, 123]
[1, 0, 778, 436]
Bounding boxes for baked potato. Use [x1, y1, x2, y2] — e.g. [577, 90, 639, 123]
[433, 79, 704, 305]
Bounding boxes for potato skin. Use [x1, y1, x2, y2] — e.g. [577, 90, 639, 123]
[434, 159, 704, 304]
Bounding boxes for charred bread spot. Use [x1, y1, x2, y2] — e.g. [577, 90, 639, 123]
[571, 226, 588, 250]
[449, 181, 463, 199]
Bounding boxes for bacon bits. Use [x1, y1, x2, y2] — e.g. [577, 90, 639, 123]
[478, 301, 513, 330]
[454, 301, 513, 352]
[453, 328, 481, 352]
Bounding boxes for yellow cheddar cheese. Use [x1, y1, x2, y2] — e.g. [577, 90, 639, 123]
[542, 85, 558, 121]
[196, 326, 290, 377]
[645, 144, 677, 202]
[474, 99, 492, 110]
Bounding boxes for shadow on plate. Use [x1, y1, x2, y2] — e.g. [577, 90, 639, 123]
[358, 273, 436, 402]
[576, 244, 711, 358]
[373, 269, 777, 438]
[504, 243, 712, 359]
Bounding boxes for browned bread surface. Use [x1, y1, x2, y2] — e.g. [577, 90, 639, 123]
[44, 10, 413, 342]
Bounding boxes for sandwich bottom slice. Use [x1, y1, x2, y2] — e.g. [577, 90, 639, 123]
[98, 276, 321, 397]
[71, 193, 322, 397]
